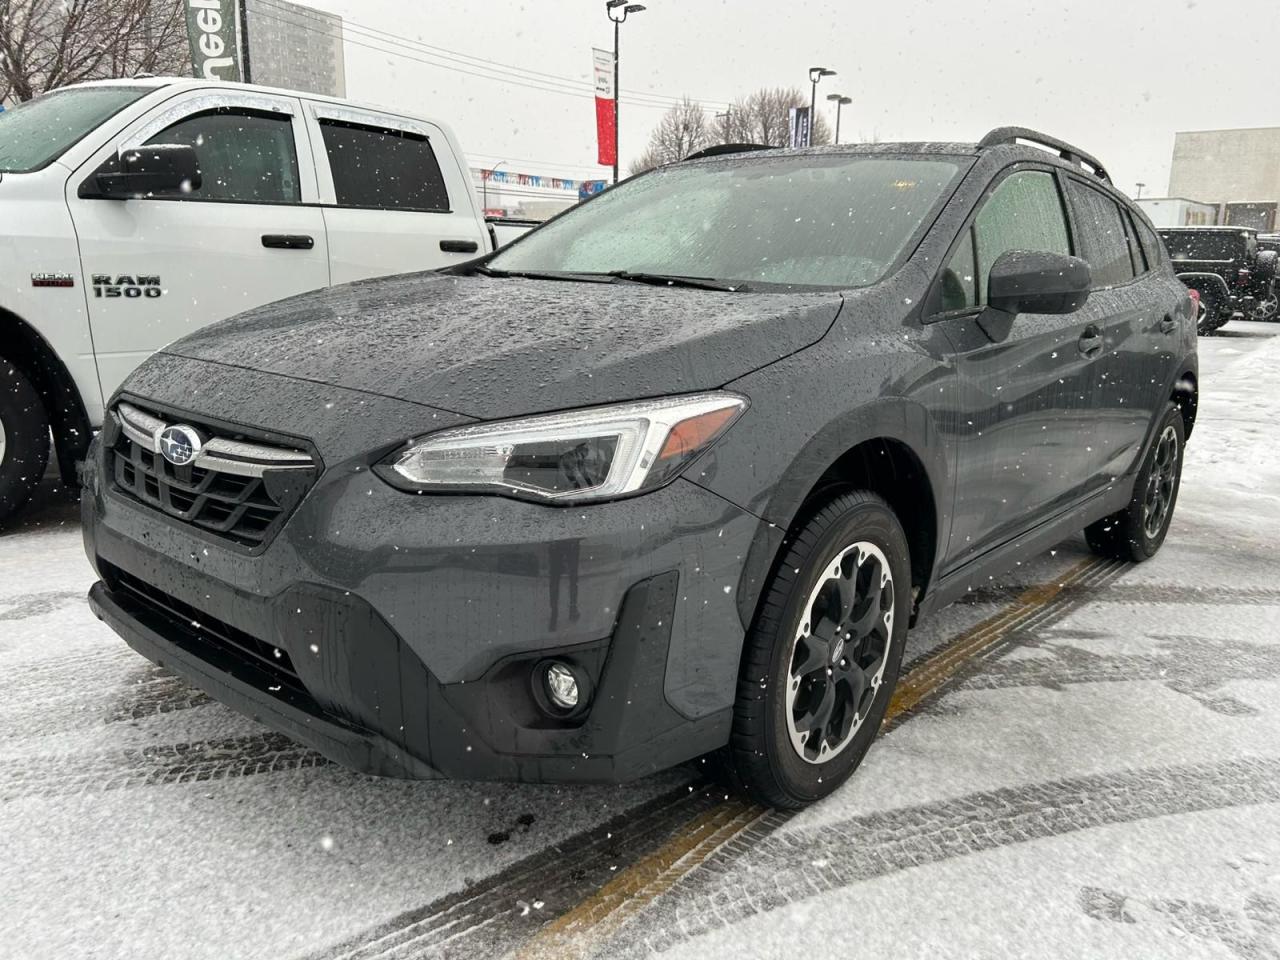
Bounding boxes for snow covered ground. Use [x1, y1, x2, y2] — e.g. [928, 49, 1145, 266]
[2, 323, 1279, 959]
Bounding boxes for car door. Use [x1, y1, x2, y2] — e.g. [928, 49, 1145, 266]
[930, 166, 1105, 570]
[1061, 177, 1173, 481]
[303, 103, 487, 284]
[67, 89, 330, 398]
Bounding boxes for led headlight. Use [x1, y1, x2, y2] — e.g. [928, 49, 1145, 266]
[376, 392, 747, 503]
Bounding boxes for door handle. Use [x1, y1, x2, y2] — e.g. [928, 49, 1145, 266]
[440, 239, 479, 254]
[1077, 327, 1104, 356]
[262, 234, 315, 250]
[1159, 315, 1178, 334]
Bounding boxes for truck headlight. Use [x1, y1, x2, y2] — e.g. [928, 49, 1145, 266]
[376, 392, 747, 503]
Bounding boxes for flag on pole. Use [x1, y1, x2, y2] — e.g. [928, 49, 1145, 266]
[592, 48, 616, 167]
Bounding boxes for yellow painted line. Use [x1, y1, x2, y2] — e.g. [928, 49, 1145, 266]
[513, 554, 1110, 960]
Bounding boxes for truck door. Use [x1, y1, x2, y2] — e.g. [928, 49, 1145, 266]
[302, 103, 487, 284]
[66, 90, 329, 398]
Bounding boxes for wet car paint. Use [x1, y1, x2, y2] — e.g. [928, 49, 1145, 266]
[81, 140, 1199, 783]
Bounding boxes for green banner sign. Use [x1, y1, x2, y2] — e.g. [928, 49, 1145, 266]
[186, 0, 241, 82]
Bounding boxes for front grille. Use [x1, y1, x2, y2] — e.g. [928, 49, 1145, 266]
[107, 402, 317, 549]
[108, 565, 306, 697]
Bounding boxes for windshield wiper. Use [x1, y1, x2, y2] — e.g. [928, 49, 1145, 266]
[605, 271, 748, 292]
[471, 264, 616, 283]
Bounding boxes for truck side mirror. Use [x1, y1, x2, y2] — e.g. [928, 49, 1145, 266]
[94, 143, 202, 199]
[987, 250, 1092, 316]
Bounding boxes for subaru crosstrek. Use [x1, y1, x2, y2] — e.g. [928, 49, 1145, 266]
[83, 127, 1198, 808]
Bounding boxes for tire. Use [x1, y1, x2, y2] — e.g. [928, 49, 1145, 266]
[1196, 289, 1227, 335]
[1256, 291, 1279, 322]
[1085, 402, 1184, 562]
[0, 358, 51, 523]
[729, 491, 910, 808]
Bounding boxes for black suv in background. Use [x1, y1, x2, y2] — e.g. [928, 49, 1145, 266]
[83, 128, 1198, 809]
[1159, 226, 1278, 333]
[1255, 234, 1280, 321]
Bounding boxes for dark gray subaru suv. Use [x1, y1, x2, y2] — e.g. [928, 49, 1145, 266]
[82, 128, 1198, 808]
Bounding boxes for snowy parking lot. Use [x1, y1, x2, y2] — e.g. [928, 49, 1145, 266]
[3, 322, 1279, 960]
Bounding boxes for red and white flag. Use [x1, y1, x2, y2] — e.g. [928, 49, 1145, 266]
[592, 48, 616, 167]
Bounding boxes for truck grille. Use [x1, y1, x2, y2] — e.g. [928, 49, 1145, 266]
[108, 402, 317, 549]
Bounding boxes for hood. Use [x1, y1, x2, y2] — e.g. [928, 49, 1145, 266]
[164, 272, 843, 419]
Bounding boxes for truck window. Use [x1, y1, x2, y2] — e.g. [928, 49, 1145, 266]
[0, 85, 150, 174]
[141, 108, 301, 204]
[1066, 180, 1136, 287]
[942, 170, 1071, 310]
[318, 119, 450, 212]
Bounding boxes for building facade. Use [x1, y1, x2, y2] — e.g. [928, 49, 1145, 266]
[245, 0, 346, 98]
[1167, 127, 1280, 231]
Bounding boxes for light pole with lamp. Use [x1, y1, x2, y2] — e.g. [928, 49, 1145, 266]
[808, 66, 835, 145]
[826, 93, 851, 144]
[1135, 181, 1146, 199]
[481, 161, 507, 215]
[606, 0, 647, 183]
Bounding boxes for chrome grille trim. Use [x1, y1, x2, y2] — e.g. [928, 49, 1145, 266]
[115, 402, 313, 478]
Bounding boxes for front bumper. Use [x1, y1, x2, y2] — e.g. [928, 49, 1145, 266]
[81, 369, 761, 782]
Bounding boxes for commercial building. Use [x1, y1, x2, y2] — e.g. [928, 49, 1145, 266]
[245, 0, 346, 98]
[1135, 197, 1219, 228]
[1167, 127, 1280, 231]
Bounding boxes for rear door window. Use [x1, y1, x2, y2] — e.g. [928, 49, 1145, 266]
[1067, 180, 1137, 287]
[319, 119, 450, 212]
[940, 169, 1071, 310]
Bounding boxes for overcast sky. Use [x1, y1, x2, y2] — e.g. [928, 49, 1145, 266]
[293, 0, 1270, 197]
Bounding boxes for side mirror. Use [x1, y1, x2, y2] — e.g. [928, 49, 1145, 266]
[95, 143, 202, 199]
[987, 250, 1091, 316]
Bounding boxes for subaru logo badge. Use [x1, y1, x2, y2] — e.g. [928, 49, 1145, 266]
[158, 425, 202, 467]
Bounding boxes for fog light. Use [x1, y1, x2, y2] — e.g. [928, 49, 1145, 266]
[544, 662, 580, 710]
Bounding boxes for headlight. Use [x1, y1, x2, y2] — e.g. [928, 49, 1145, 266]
[375, 392, 747, 503]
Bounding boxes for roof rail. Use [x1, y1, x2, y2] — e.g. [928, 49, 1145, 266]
[683, 143, 773, 161]
[977, 126, 1111, 183]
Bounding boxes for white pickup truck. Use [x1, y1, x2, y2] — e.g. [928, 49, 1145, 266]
[0, 76, 525, 521]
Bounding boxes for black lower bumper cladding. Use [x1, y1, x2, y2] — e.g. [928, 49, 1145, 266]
[88, 565, 729, 784]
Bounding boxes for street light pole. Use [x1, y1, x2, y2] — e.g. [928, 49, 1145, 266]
[807, 66, 835, 146]
[482, 161, 507, 214]
[826, 93, 851, 145]
[606, 1, 647, 184]
[1135, 181, 1146, 199]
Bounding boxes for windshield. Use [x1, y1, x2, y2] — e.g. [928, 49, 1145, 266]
[489, 155, 964, 290]
[0, 85, 151, 173]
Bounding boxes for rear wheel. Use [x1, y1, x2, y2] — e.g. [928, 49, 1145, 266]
[1196, 289, 1227, 335]
[1086, 402, 1184, 562]
[1255, 291, 1279, 322]
[0, 359, 50, 523]
[729, 491, 910, 808]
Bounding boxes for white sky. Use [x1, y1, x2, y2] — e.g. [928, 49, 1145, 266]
[290, 0, 1269, 197]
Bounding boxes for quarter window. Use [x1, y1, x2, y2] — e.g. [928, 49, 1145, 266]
[1066, 180, 1135, 287]
[144, 108, 301, 203]
[940, 170, 1071, 311]
[319, 119, 450, 211]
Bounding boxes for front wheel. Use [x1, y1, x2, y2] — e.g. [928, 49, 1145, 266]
[729, 491, 910, 809]
[0, 359, 50, 524]
[1086, 402, 1184, 562]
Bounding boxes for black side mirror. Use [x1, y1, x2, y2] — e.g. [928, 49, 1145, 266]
[987, 250, 1091, 316]
[95, 143, 202, 199]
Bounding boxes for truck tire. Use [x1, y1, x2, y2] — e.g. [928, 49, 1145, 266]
[1085, 403, 1184, 562]
[729, 491, 909, 808]
[1197, 289, 1227, 335]
[0, 359, 51, 522]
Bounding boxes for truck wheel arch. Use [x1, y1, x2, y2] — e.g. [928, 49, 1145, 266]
[0, 306, 93, 484]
